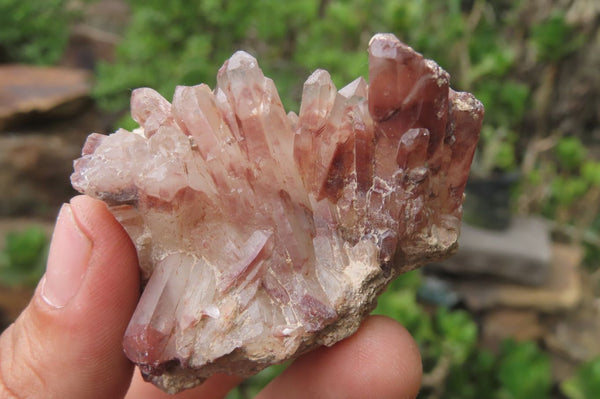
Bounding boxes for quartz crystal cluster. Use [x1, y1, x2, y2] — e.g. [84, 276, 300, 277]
[71, 33, 483, 393]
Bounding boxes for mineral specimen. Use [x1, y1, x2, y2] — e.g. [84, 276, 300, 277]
[71, 33, 483, 393]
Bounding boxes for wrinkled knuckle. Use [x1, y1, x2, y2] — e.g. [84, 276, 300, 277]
[0, 322, 49, 398]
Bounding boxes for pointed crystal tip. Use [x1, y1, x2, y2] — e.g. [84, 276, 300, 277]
[227, 50, 259, 71]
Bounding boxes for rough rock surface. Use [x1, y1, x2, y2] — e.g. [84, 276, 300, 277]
[71, 33, 483, 393]
[430, 217, 552, 286]
[0, 65, 91, 130]
[451, 244, 582, 312]
[0, 133, 84, 216]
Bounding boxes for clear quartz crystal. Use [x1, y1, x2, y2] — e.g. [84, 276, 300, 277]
[71, 33, 483, 394]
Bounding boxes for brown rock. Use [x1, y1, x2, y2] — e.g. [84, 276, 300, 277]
[0, 65, 91, 130]
[430, 217, 552, 286]
[0, 133, 83, 216]
[481, 309, 544, 351]
[545, 313, 600, 362]
[61, 0, 130, 69]
[544, 268, 600, 363]
[453, 244, 582, 312]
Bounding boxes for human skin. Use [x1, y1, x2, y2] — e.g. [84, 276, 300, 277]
[0, 195, 422, 399]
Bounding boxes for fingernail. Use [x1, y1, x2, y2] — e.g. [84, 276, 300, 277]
[42, 203, 92, 308]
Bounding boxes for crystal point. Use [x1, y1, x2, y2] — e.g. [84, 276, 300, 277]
[71, 33, 483, 394]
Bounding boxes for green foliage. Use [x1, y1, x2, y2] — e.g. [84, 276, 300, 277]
[526, 137, 600, 269]
[374, 272, 476, 378]
[93, 0, 542, 181]
[470, 77, 529, 175]
[530, 12, 584, 62]
[550, 176, 589, 208]
[372, 271, 558, 399]
[0, 0, 74, 64]
[537, 137, 600, 212]
[533, 137, 600, 269]
[496, 340, 552, 399]
[556, 137, 588, 172]
[442, 341, 552, 399]
[581, 162, 600, 187]
[474, 125, 519, 176]
[0, 227, 48, 286]
[223, 270, 583, 398]
[561, 357, 600, 399]
[374, 272, 436, 342]
[95, 0, 325, 114]
[444, 348, 497, 399]
[435, 308, 478, 364]
[94, 1, 524, 124]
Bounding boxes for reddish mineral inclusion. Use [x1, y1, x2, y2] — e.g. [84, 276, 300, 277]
[71, 33, 483, 393]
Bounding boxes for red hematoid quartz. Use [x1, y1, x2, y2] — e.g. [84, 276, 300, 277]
[71, 33, 483, 393]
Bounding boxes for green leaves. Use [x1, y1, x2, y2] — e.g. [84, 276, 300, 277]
[0, 0, 72, 64]
[561, 357, 600, 399]
[542, 137, 600, 209]
[0, 227, 48, 287]
[496, 340, 552, 399]
[556, 137, 588, 172]
[581, 162, 600, 187]
[374, 271, 436, 342]
[444, 349, 497, 399]
[435, 308, 478, 365]
[375, 271, 558, 399]
[474, 125, 519, 176]
[93, 0, 527, 122]
[530, 12, 584, 62]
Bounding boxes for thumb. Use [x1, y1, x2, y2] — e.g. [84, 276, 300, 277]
[0, 195, 140, 399]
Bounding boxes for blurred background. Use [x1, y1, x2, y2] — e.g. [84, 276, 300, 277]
[0, 0, 599, 397]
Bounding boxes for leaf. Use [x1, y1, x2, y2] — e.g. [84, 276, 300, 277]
[0, 0, 72, 64]
[497, 340, 552, 399]
[556, 137, 588, 171]
[551, 176, 588, 206]
[0, 227, 48, 287]
[582, 162, 600, 187]
[435, 308, 478, 365]
[530, 12, 583, 62]
[561, 357, 600, 399]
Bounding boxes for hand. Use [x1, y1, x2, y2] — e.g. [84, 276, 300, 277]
[0, 195, 422, 399]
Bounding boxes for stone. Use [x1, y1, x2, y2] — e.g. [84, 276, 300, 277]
[481, 309, 544, 351]
[0, 65, 91, 130]
[0, 132, 86, 217]
[418, 276, 461, 307]
[545, 312, 600, 362]
[428, 217, 552, 286]
[71, 33, 484, 393]
[61, 0, 130, 69]
[547, 265, 600, 382]
[544, 264, 600, 363]
[452, 244, 582, 312]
